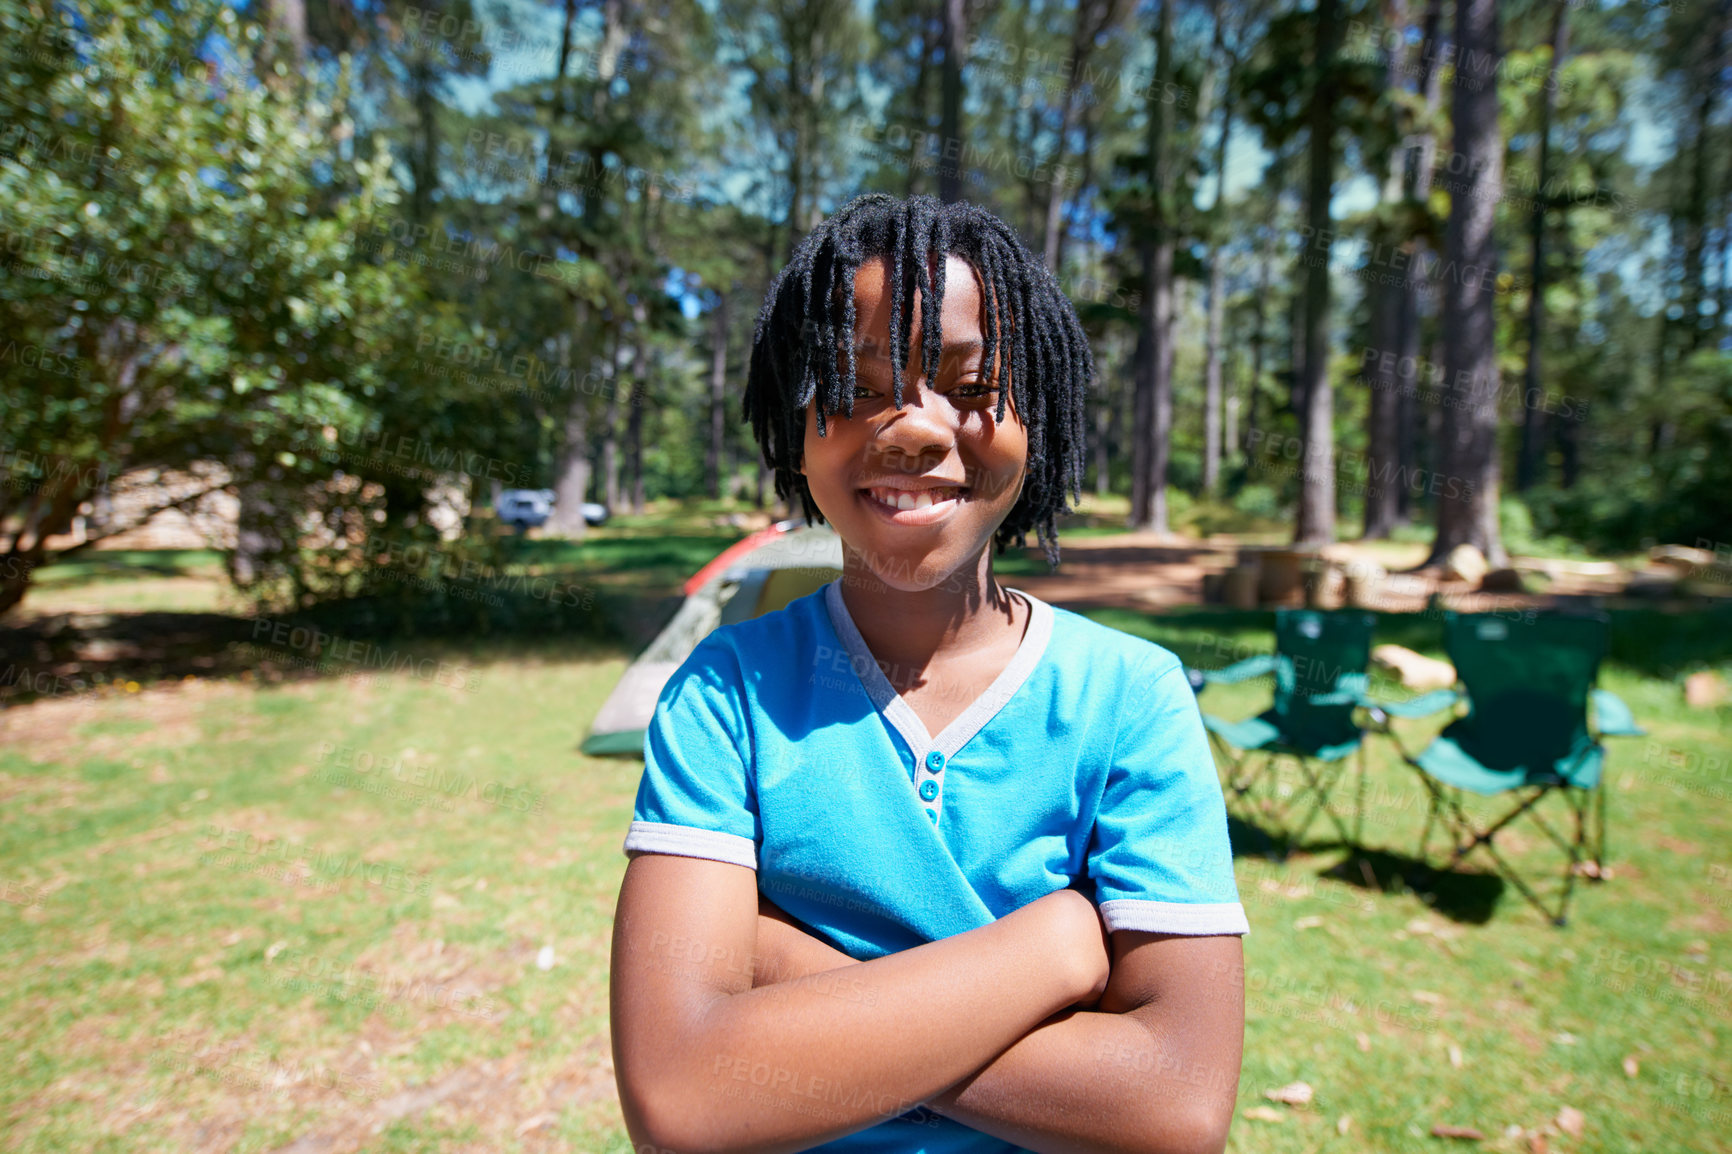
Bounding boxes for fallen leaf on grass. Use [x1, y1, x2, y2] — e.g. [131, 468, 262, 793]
[1294, 916, 1324, 930]
[1242, 1107, 1286, 1123]
[1357, 1033, 1371, 1053]
[177, 964, 223, 988]
[1430, 1124, 1485, 1140]
[1337, 1116, 1352, 1135]
[1529, 1134, 1549, 1154]
[516, 1112, 556, 1137]
[1264, 1081, 1314, 1106]
[1555, 1107, 1585, 1138]
[1622, 1056, 1640, 1078]
[1412, 990, 1445, 1005]
[1448, 1045, 1463, 1069]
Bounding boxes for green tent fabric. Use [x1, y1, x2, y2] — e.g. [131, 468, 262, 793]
[580, 520, 843, 758]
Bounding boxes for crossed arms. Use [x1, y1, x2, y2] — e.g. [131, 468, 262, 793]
[609, 853, 1244, 1154]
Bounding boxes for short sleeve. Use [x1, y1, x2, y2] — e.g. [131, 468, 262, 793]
[1088, 650, 1249, 936]
[621, 634, 761, 870]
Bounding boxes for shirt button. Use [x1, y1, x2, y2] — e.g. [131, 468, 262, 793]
[919, 779, 939, 801]
[925, 808, 939, 823]
[926, 751, 944, 772]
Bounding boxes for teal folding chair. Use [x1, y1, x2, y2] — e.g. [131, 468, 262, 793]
[1192, 610, 1378, 855]
[1365, 611, 1645, 926]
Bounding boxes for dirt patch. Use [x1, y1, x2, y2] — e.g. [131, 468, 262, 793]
[1010, 533, 1239, 612]
[0, 675, 249, 766]
[1008, 532, 1653, 615]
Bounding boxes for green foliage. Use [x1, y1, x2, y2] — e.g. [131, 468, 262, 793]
[1233, 482, 1282, 520]
[1518, 352, 1732, 553]
[0, 0, 485, 610]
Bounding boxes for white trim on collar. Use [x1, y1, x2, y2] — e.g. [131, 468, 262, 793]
[822, 577, 1055, 763]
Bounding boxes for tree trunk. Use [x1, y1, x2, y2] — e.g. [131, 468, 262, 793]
[1041, 0, 1121, 269]
[1246, 225, 1272, 462]
[1056, 97, 1103, 275]
[1294, 0, 1341, 545]
[787, 119, 806, 263]
[409, 52, 439, 225]
[706, 293, 730, 499]
[1517, 0, 1570, 492]
[1201, 5, 1235, 497]
[1041, 84, 1083, 270]
[1362, 0, 1409, 539]
[939, 0, 967, 204]
[626, 302, 649, 514]
[1395, 0, 1445, 525]
[261, 0, 307, 79]
[544, 328, 593, 537]
[1202, 251, 1225, 496]
[905, 14, 938, 199]
[1427, 0, 1506, 568]
[1095, 398, 1112, 498]
[1658, 8, 1725, 387]
[1130, 0, 1174, 534]
[601, 323, 623, 512]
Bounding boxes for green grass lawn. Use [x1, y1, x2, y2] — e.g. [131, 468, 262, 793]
[1, 561, 1729, 1152]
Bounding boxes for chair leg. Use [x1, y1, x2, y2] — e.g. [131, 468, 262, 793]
[1477, 831, 1570, 927]
[1213, 733, 1259, 801]
[1353, 742, 1368, 849]
[1415, 775, 1449, 866]
[1288, 756, 1355, 851]
[1593, 782, 1608, 878]
[1438, 786, 1593, 927]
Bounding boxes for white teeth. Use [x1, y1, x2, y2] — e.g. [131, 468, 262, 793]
[870, 487, 960, 511]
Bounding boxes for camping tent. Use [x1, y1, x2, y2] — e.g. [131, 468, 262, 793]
[580, 517, 844, 757]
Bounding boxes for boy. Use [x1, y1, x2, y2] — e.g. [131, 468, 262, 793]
[610, 193, 1247, 1154]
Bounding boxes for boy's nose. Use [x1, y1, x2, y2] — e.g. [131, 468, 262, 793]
[873, 382, 959, 459]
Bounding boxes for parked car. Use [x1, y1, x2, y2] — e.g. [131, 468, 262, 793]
[493, 489, 611, 531]
[495, 489, 555, 530]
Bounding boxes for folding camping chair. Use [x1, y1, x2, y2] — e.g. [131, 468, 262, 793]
[1364, 611, 1645, 927]
[1193, 610, 1379, 856]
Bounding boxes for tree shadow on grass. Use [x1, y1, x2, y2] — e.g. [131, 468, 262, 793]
[0, 581, 661, 706]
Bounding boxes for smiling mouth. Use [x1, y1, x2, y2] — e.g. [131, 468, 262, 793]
[859, 486, 969, 511]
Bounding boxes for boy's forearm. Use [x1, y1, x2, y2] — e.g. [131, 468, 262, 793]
[647, 901, 1086, 1154]
[750, 913, 1237, 1154]
[920, 1010, 1236, 1154]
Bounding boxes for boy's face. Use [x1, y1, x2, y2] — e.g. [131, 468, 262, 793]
[797, 253, 1029, 591]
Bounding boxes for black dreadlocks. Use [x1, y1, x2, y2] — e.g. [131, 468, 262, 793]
[742, 193, 1094, 571]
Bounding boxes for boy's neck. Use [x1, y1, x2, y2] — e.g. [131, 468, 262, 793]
[836, 553, 1026, 671]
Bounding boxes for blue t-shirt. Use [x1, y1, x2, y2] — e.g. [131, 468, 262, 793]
[623, 578, 1248, 1154]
